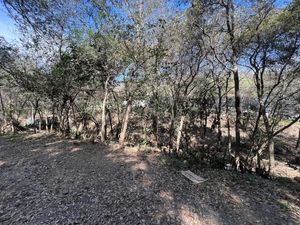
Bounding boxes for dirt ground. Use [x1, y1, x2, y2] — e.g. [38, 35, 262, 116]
[0, 133, 300, 225]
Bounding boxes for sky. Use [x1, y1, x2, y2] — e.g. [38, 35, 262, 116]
[0, 0, 292, 44]
[0, 3, 19, 43]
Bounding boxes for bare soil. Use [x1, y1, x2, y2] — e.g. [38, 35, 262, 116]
[0, 133, 300, 225]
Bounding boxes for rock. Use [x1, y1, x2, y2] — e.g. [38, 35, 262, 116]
[62, 189, 69, 195]
[294, 177, 300, 183]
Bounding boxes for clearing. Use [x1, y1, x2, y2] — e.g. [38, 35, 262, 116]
[0, 134, 299, 225]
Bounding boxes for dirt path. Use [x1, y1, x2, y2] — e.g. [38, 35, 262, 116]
[0, 134, 299, 225]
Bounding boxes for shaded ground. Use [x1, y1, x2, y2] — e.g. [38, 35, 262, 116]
[0, 134, 300, 225]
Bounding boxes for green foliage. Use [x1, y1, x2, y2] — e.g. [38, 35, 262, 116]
[3, 133, 26, 141]
[0, 0, 299, 177]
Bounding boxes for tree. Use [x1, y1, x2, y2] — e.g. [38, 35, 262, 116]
[243, 0, 300, 173]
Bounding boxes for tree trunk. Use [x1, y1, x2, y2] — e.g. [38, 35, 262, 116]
[169, 99, 176, 149]
[217, 85, 222, 146]
[176, 115, 185, 153]
[39, 120, 42, 132]
[71, 105, 80, 138]
[233, 67, 241, 146]
[153, 93, 159, 147]
[38, 110, 43, 132]
[45, 113, 49, 133]
[203, 112, 208, 138]
[59, 110, 64, 135]
[65, 106, 70, 136]
[296, 128, 300, 151]
[100, 77, 110, 142]
[224, 0, 241, 146]
[268, 138, 275, 173]
[31, 101, 38, 133]
[119, 96, 132, 147]
[107, 107, 113, 136]
[142, 107, 148, 146]
[232, 64, 242, 171]
[0, 89, 5, 118]
[225, 77, 232, 153]
[50, 104, 55, 133]
[0, 89, 6, 133]
[99, 94, 108, 140]
[261, 105, 275, 173]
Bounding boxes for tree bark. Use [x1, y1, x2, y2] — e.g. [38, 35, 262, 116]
[71, 105, 80, 138]
[169, 99, 176, 149]
[225, 77, 232, 153]
[38, 110, 42, 132]
[296, 128, 300, 151]
[45, 113, 49, 133]
[100, 77, 110, 142]
[142, 106, 148, 146]
[153, 92, 159, 147]
[216, 85, 222, 146]
[233, 64, 241, 146]
[31, 99, 39, 133]
[224, 0, 241, 146]
[38, 120, 42, 132]
[0, 89, 5, 118]
[65, 106, 70, 136]
[0, 89, 6, 133]
[119, 96, 132, 147]
[107, 107, 113, 136]
[268, 138, 275, 173]
[261, 106, 276, 173]
[176, 115, 185, 153]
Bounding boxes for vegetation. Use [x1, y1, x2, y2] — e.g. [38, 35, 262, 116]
[0, 0, 299, 177]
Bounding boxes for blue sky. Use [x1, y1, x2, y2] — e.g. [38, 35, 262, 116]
[0, 4, 19, 43]
[0, 0, 292, 43]
[275, 0, 292, 7]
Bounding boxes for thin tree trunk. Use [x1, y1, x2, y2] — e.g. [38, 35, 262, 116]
[38, 110, 42, 132]
[225, 77, 232, 153]
[203, 112, 208, 137]
[142, 107, 148, 146]
[233, 67, 242, 146]
[50, 104, 55, 133]
[296, 128, 300, 151]
[107, 107, 113, 136]
[268, 138, 275, 173]
[225, 0, 241, 146]
[119, 96, 132, 147]
[31, 101, 38, 133]
[0, 89, 6, 133]
[71, 105, 79, 138]
[0, 89, 5, 118]
[65, 106, 70, 136]
[59, 109, 64, 135]
[100, 77, 110, 141]
[169, 99, 176, 149]
[39, 120, 42, 132]
[153, 93, 159, 147]
[45, 112, 49, 133]
[217, 85, 222, 146]
[176, 115, 185, 153]
[261, 106, 275, 173]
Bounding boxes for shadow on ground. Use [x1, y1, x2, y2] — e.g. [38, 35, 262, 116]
[0, 134, 299, 225]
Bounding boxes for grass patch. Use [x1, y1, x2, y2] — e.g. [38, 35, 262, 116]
[158, 154, 189, 170]
[279, 119, 300, 127]
[278, 200, 293, 210]
[2, 133, 26, 141]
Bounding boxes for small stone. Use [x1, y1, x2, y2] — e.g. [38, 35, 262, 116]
[294, 177, 300, 183]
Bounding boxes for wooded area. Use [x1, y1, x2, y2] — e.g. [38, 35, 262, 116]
[0, 0, 300, 224]
[0, 0, 300, 178]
